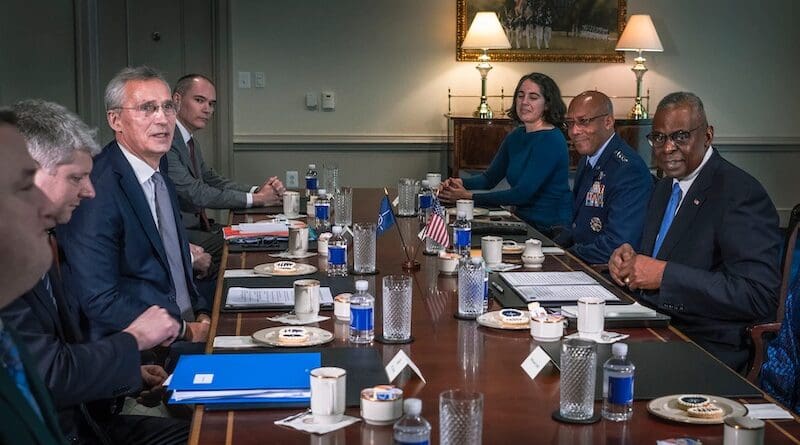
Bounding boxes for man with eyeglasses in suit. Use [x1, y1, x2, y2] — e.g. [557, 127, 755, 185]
[608, 91, 781, 372]
[554, 91, 653, 265]
[59, 66, 211, 349]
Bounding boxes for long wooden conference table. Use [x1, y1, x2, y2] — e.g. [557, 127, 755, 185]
[189, 188, 800, 444]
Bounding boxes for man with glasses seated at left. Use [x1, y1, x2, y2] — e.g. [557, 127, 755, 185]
[59, 66, 212, 353]
[609, 92, 781, 373]
[554, 91, 653, 265]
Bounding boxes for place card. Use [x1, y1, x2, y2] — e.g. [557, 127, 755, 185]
[520, 346, 552, 380]
[385, 350, 426, 383]
[744, 403, 795, 419]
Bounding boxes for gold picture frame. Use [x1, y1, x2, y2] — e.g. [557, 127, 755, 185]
[457, 0, 627, 63]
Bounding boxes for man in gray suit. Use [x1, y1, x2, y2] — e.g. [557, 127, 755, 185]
[167, 74, 285, 259]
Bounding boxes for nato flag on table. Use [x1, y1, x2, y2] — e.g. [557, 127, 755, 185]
[377, 195, 395, 236]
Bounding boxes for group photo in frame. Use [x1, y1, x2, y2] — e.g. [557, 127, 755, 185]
[457, 0, 627, 62]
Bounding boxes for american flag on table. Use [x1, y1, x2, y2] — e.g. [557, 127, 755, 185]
[422, 195, 449, 248]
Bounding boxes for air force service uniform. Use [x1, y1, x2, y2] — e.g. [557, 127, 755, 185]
[555, 133, 653, 264]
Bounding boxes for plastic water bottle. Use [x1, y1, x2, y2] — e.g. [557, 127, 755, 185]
[305, 163, 318, 198]
[452, 210, 471, 259]
[349, 280, 374, 344]
[327, 225, 348, 277]
[315, 189, 331, 233]
[482, 263, 490, 313]
[418, 179, 433, 225]
[602, 342, 635, 421]
[393, 398, 431, 445]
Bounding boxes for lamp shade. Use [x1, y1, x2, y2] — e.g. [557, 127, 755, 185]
[462, 12, 511, 49]
[615, 15, 663, 52]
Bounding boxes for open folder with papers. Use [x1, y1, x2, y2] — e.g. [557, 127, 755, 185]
[167, 352, 320, 405]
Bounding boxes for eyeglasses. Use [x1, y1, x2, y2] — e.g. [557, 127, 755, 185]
[562, 114, 608, 129]
[646, 125, 705, 148]
[112, 101, 177, 117]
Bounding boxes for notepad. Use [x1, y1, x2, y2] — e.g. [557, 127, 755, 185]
[500, 271, 597, 286]
[226, 287, 334, 308]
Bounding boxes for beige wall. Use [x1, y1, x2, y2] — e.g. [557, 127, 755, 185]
[229, 0, 800, 222]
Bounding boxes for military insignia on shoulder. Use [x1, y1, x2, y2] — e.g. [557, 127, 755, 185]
[614, 150, 628, 163]
[590, 216, 603, 232]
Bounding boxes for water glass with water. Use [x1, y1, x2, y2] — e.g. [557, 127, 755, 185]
[457, 257, 485, 318]
[324, 163, 339, 194]
[353, 222, 377, 274]
[382, 275, 412, 341]
[560, 338, 598, 421]
[397, 178, 418, 216]
[439, 390, 483, 445]
[334, 186, 353, 227]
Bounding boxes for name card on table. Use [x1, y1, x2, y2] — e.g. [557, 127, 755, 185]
[385, 350, 426, 383]
[521, 346, 552, 380]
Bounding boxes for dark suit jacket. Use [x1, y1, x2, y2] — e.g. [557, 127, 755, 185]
[555, 133, 653, 264]
[0, 270, 140, 443]
[637, 149, 781, 371]
[58, 141, 208, 340]
[165, 128, 252, 229]
[0, 325, 65, 445]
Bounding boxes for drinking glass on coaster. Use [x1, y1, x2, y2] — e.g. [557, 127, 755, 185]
[456, 257, 485, 319]
[293, 279, 320, 322]
[310, 367, 347, 424]
[577, 296, 605, 338]
[554, 338, 600, 423]
[333, 186, 353, 227]
[323, 163, 339, 194]
[283, 190, 301, 218]
[377, 275, 413, 344]
[439, 390, 483, 445]
[353, 222, 377, 275]
[397, 178, 419, 216]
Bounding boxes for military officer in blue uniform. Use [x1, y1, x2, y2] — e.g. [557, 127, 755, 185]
[554, 91, 653, 264]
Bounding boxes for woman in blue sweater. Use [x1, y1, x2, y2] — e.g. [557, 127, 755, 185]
[439, 72, 572, 237]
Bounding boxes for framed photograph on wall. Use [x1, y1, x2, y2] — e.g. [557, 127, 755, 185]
[457, 0, 627, 62]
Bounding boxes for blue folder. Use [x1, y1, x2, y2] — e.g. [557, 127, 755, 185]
[168, 352, 321, 405]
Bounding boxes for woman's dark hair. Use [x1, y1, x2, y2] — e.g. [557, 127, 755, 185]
[507, 72, 566, 126]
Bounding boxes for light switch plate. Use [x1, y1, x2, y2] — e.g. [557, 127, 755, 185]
[238, 72, 251, 89]
[253, 72, 265, 88]
[286, 170, 299, 188]
[305, 92, 318, 109]
[322, 91, 335, 110]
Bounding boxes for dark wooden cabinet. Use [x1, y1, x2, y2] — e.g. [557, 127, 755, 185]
[446, 115, 654, 176]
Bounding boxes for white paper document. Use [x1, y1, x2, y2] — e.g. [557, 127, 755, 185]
[226, 287, 334, 308]
[500, 271, 597, 287]
[517, 285, 620, 303]
[213, 336, 260, 349]
[744, 403, 795, 419]
[223, 269, 259, 278]
[561, 302, 655, 318]
[236, 222, 287, 233]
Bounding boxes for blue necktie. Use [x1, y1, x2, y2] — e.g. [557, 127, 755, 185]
[0, 326, 43, 419]
[653, 183, 682, 257]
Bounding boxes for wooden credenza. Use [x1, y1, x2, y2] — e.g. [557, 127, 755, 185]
[446, 115, 653, 176]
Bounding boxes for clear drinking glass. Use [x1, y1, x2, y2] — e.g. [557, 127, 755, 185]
[324, 163, 339, 194]
[397, 178, 418, 216]
[457, 258, 485, 317]
[382, 275, 412, 341]
[559, 338, 598, 421]
[334, 187, 353, 227]
[439, 390, 483, 445]
[353, 222, 377, 274]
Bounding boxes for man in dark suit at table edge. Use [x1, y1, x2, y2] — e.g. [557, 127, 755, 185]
[166, 73, 285, 262]
[58, 66, 211, 348]
[0, 99, 187, 445]
[609, 91, 781, 372]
